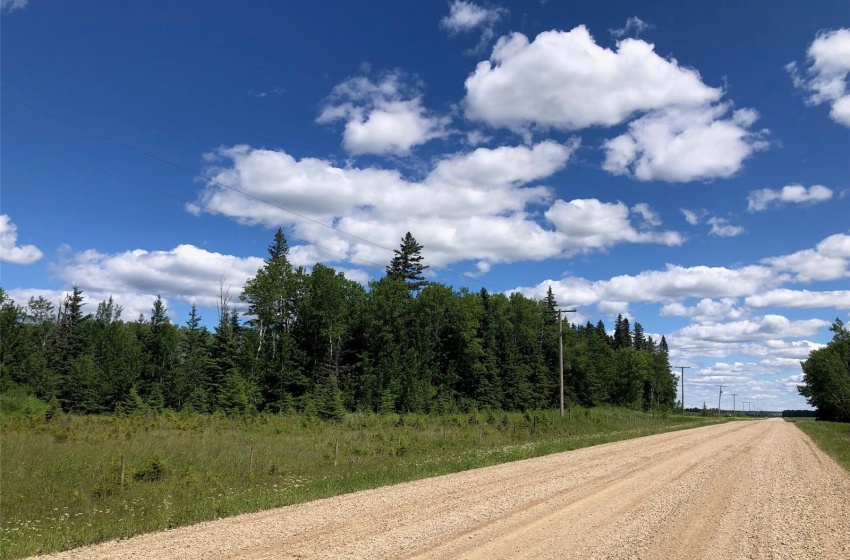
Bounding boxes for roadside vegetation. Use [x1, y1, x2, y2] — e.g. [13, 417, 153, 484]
[789, 417, 850, 472]
[797, 319, 850, 422]
[1, 408, 728, 558]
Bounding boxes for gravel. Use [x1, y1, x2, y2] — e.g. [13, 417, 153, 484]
[35, 419, 850, 560]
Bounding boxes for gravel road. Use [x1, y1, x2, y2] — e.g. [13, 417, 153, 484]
[37, 419, 850, 560]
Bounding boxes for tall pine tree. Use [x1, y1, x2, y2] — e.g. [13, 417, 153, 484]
[386, 232, 429, 292]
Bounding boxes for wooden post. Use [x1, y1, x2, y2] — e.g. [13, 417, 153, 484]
[334, 440, 339, 467]
[120, 454, 126, 489]
[249, 445, 254, 471]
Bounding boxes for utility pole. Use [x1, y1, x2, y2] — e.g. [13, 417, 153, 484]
[743, 401, 751, 416]
[716, 385, 725, 416]
[673, 366, 690, 415]
[550, 307, 577, 418]
[730, 393, 738, 415]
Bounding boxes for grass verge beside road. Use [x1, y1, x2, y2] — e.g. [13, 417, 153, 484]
[790, 417, 850, 472]
[1, 408, 729, 559]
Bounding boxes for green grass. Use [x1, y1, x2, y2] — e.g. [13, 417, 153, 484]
[790, 417, 850, 472]
[1, 408, 730, 559]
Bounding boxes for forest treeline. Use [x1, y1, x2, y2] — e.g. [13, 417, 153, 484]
[0, 231, 677, 417]
[799, 319, 850, 422]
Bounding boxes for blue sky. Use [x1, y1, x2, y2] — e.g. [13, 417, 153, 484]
[2, 0, 848, 411]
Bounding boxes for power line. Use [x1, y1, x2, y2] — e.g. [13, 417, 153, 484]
[1, 93, 509, 291]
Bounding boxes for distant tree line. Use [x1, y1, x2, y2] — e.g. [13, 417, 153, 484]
[781, 410, 817, 418]
[798, 319, 850, 422]
[0, 231, 677, 417]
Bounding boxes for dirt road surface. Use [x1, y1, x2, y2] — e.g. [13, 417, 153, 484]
[37, 419, 850, 560]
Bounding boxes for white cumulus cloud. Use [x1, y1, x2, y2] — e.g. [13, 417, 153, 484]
[660, 298, 748, 324]
[463, 26, 721, 131]
[441, 1, 504, 33]
[674, 315, 829, 343]
[707, 216, 745, 237]
[440, 1, 507, 53]
[50, 244, 265, 311]
[603, 104, 768, 182]
[747, 184, 834, 211]
[0, 215, 43, 265]
[788, 28, 850, 127]
[746, 289, 850, 310]
[762, 233, 850, 282]
[516, 264, 777, 309]
[545, 199, 682, 250]
[317, 72, 450, 155]
[193, 141, 681, 271]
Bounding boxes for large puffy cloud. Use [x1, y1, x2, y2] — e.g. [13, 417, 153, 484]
[762, 233, 850, 282]
[461, 25, 767, 182]
[464, 26, 721, 130]
[0, 214, 43, 265]
[602, 104, 768, 182]
[50, 244, 265, 310]
[674, 315, 828, 343]
[517, 264, 777, 307]
[544, 199, 682, 249]
[193, 141, 682, 270]
[788, 28, 850, 127]
[660, 298, 748, 324]
[517, 232, 849, 308]
[669, 334, 825, 363]
[317, 73, 450, 155]
[746, 289, 850, 309]
[747, 184, 833, 212]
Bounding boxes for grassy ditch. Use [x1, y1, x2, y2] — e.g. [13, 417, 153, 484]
[1, 408, 728, 559]
[789, 417, 850, 472]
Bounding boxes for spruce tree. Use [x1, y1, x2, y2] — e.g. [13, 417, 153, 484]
[386, 232, 429, 291]
[614, 314, 632, 349]
[632, 322, 646, 351]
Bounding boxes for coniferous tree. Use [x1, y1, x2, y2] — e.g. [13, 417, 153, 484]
[632, 322, 646, 351]
[386, 232, 429, 292]
[0, 290, 27, 390]
[241, 228, 305, 408]
[471, 288, 504, 409]
[91, 297, 141, 410]
[172, 304, 214, 410]
[142, 296, 178, 404]
[614, 314, 632, 349]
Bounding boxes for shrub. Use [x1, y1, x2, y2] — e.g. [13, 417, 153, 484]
[133, 455, 169, 482]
